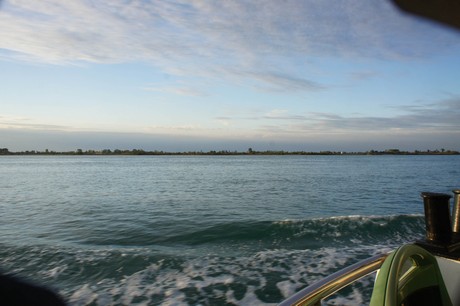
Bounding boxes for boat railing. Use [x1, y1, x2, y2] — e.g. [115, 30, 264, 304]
[278, 253, 389, 306]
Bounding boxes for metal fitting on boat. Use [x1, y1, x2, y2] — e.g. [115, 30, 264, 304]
[421, 192, 452, 244]
[452, 190, 460, 239]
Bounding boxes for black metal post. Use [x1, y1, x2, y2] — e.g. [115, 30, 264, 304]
[452, 190, 460, 241]
[421, 192, 452, 244]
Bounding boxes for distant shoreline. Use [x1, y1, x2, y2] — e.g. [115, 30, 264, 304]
[1, 148, 459, 156]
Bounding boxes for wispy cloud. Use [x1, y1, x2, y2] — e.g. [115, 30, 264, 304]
[2, 97, 460, 151]
[243, 71, 325, 92]
[4, 96, 458, 139]
[221, 97, 460, 136]
[0, 115, 73, 130]
[302, 98, 460, 133]
[263, 109, 307, 121]
[1, 0, 458, 92]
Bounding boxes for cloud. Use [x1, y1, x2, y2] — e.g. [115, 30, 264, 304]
[1, 0, 459, 92]
[144, 124, 205, 132]
[2, 97, 460, 151]
[215, 117, 231, 127]
[238, 97, 460, 135]
[0, 115, 73, 130]
[3, 123, 459, 153]
[243, 71, 325, 92]
[3, 96, 458, 146]
[334, 99, 459, 132]
[263, 109, 307, 120]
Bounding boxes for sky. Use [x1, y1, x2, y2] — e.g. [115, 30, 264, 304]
[1, 0, 460, 152]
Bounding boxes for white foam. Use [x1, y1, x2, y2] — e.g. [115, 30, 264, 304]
[276, 280, 297, 298]
[68, 284, 98, 306]
[60, 242, 401, 305]
[44, 265, 68, 278]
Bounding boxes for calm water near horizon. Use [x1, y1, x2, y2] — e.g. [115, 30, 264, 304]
[1, 155, 460, 305]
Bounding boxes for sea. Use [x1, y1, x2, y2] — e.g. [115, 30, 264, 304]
[1, 155, 460, 305]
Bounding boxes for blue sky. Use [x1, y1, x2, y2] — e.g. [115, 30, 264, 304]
[1, 0, 460, 152]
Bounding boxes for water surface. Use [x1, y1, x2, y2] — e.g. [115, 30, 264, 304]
[1, 155, 459, 305]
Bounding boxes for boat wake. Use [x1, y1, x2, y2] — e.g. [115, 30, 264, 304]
[0, 215, 425, 305]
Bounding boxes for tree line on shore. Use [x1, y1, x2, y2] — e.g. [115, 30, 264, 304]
[0, 147, 459, 156]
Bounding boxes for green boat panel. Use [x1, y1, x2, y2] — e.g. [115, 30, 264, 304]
[370, 244, 452, 306]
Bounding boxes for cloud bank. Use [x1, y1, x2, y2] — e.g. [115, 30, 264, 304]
[1, 0, 459, 92]
[2, 97, 460, 151]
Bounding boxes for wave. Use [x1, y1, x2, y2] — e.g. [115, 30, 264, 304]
[0, 242, 392, 305]
[80, 214, 424, 249]
[171, 214, 424, 245]
[0, 215, 426, 305]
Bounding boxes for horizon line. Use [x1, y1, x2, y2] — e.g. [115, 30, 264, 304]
[1, 148, 459, 156]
